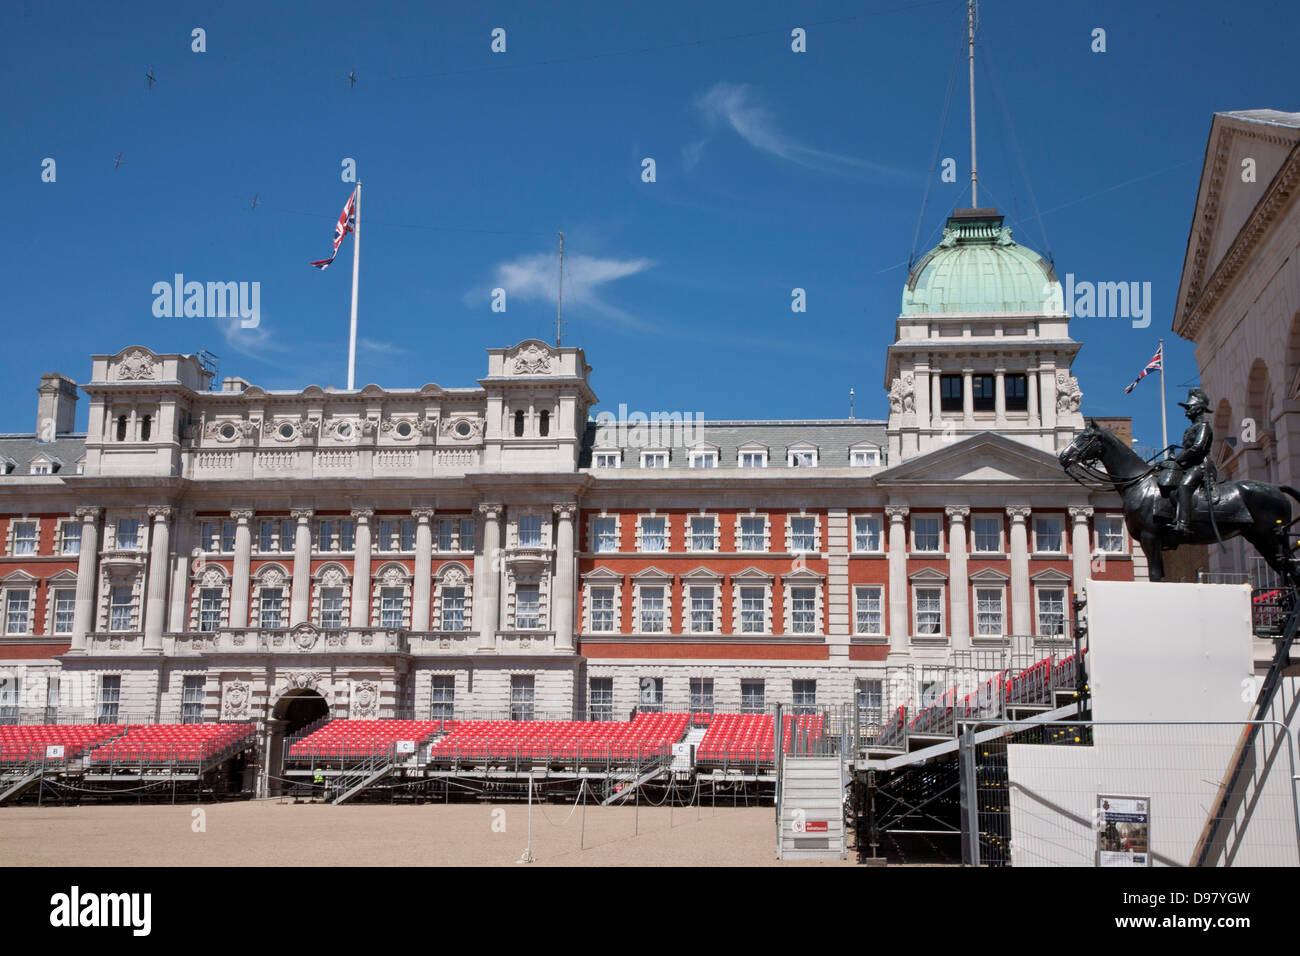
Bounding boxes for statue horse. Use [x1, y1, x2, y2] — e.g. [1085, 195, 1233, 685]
[1059, 420, 1300, 586]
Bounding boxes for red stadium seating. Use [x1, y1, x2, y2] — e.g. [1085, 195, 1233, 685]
[695, 714, 823, 765]
[0, 724, 126, 764]
[287, 719, 449, 761]
[428, 712, 689, 763]
[87, 723, 256, 766]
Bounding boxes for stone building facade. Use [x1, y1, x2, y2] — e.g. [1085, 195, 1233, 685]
[0, 209, 1139, 740]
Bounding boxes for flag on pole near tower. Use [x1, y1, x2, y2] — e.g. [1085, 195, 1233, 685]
[310, 188, 358, 269]
[1123, 343, 1163, 394]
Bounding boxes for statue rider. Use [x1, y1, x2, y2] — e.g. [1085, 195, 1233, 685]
[1168, 387, 1213, 534]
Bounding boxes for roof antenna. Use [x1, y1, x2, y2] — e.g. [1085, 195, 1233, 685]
[555, 231, 565, 347]
[967, 0, 979, 209]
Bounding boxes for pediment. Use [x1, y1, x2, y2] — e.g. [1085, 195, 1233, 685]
[876, 432, 1070, 483]
[731, 566, 775, 581]
[581, 566, 624, 581]
[968, 567, 1010, 583]
[681, 566, 723, 581]
[1031, 568, 1072, 584]
[908, 566, 948, 582]
[630, 565, 672, 581]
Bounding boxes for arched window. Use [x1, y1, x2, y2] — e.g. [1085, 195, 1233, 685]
[514, 410, 525, 437]
[539, 409, 550, 437]
[140, 415, 152, 441]
[115, 415, 128, 441]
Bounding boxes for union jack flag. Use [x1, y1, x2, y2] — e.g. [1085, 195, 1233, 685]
[310, 188, 357, 269]
[1123, 342, 1162, 394]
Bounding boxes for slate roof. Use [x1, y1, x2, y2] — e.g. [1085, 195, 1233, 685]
[580, 419, 889, 469]
[0, 434, 86, 476]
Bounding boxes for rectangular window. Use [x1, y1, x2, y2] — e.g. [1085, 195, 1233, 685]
[790, 586, 817, 633]
[459, 519, 475, 550]
[739, 451, 766, 468]
[199, 520, 216, 552]
[220, 520, 236, 553]
[320, 587, 344, 630]
[515, 585, 540, 629]
[915, 587, 943, 636]
[109, 586, 133, 632]
[317, 520, 336, 552]
[1034, 516, 1064, 553]
[854, 586, 883, 635]
[1097, 515, 1125, 553]
[61, 522, 82, 556]
[856, 678, 883, 718]
[518, 515, 543, 548]
[591, 517, 618, 553]
[589, 586, 615, 632]
[1005, 373, 1028, 411]
[510, 675, 535, 721]
[789, 450, 817, 467]
[588, 677, 613, 721]
[972, 374, 995, 411]
[438, 518, 456, 552]
[740, 679, 765, 714]
[913, 516, 941, 552]
[789, 516, 818, 552]
[380, 586, 405, 628]
[689, 516, 716, 551]
[379, 520, 396, 551]
[53, 589, 76, 634]
[792, 679, 817, 714]
[688, 586, 715, 633]
[116, 518, 140, 550]
[639, 586, 665, 632]
[853, 515, 882, 552]
[973, 516, 1001, 553]
[5, 590, 30, 635]
[399, 520, 416, 552]
[198, 588, 223, 632]
[440, 587, 466, 631]
[689, 451, 717, 468]
[430, 675, 455, 720]
[975, 587, 1004, 636]
[260, 587, 284, 629]
[851, 448, 880, 467]
[641, 452, 668, 469]
[739, 516, 766, 552]
[940, 374, 963, 412]
[339, 520, 355, 552]
[98, 675, 120, 723]
[280, 519, 296, 553]
[594, 452, 620, 468]
[639, 677, 664, 713]
[181, 675, 205, 723]
[258, 520, 277, 553]
[689, 678, 714, 712]
[639, 517, 666, 552]
[12, 522, 37, 555]
[1037, 588, 1067, 636]
[739, 586, 766, 633]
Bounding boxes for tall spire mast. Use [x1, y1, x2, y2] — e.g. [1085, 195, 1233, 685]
[967, 0, 978, 208]
[555, 231, 565, 347]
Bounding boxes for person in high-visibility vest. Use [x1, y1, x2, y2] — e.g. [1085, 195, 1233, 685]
[313, 768, 324, 793]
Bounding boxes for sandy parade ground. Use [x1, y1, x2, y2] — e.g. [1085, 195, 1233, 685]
[0, 801, 855, 867]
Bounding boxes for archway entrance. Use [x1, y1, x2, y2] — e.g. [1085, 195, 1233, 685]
[266, 689, 330, 796]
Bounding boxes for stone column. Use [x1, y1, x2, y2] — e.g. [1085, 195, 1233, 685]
[143, 506, 173, 651]
[228, 509, 253, 628]
[289, 509, 314, 625]
[994, 368, 1007, 427]
[1069, 506, 1094, 592]
[552, 503, 577, 652]
[349, 509, 374, 627]
[1039, 364, 1058, 432]
[475, 503, 503, 652]
[412, 508, 436, 631]
[946, 507, 970, 649]
[962, 368, 974, 427]
[1027, 360, 1040, 428]
[931, 371, 943, 428]
[1007, 506, 1032, 635]
[167, 509, 194, 633]
[886, 506, 909, 652]
[71, 506, 101, 652]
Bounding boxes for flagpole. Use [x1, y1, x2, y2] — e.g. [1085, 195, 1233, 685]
[1158, 338, 1168, 458]
[348, 180, 364, 390]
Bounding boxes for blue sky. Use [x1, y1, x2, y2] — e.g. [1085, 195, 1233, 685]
[5, 0, 1298, 451]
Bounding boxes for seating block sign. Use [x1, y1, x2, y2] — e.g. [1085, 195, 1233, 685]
[394, 740, 415, 754]
[45, 745, 66, 759]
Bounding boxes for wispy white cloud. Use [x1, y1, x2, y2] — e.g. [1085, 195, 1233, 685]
[216, 314, 291, 361]
[695, 82, 910, 180]
[358, 338, 406, 356]
[467, 251, 658, 331]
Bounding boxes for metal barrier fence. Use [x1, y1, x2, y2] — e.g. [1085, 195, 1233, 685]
[958, 719, 1300, 867]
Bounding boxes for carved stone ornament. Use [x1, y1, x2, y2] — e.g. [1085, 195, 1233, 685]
[511, 343, 555, 375]
[285, 672, 320, 691]
[260, 567, 286, 588]
[352, 680, 379, 717]
[299, 418, 320, 438]
[889, 374, 915, 414]
[1056, 370, 1083, 414]
[223, 680, 249, 718]
[439, 417, 483, 440]
[360, 418, 379, 436]
[291, 623, 319, 650]
[419, 416, 439, 437]
[116, 349, 157, 381]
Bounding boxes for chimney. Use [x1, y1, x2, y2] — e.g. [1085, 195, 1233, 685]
[36, 374, 79, 440]
[221, 376, 251, 393]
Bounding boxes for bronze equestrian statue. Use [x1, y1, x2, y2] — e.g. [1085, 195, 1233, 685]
[1059, 389, 1300, 586]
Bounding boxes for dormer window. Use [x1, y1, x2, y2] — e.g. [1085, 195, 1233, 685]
[593, 450, 621, 468]
[688, 449, 717, 468]
[641, 450, 669, 469]
[850, 447, 880, 467]
[788, 447, 818, 467]
[738, 445, 768, 468]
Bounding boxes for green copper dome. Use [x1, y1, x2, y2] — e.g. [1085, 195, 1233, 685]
[902, 209, 1061, 314]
